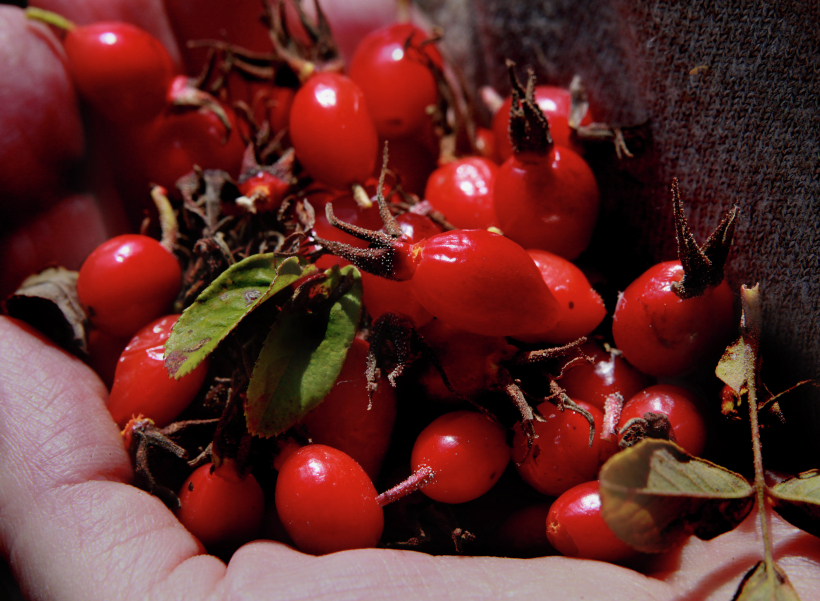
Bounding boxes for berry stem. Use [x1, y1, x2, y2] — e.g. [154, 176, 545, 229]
[375, 465, 435, 507]
[150, 186, 179, 253]
[740, 284, 776, 576]
[24, 7, 75, 31]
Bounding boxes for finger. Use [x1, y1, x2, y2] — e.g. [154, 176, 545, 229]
[0, 7, 85, 222]
[0, 316, 673, 601]
[0, 317, 213, 601]
[644, 509, 820, 600]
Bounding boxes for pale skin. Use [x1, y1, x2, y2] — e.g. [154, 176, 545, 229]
[1, 2, 820, 600]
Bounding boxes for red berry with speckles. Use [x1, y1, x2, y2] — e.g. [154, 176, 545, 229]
[547, 480, 637, 562]
[177, 461, 265, 554]
[513, 400, 616, 497]
[612, 260, 735, 377]
[514, 249, 606, 345]
[301, 338, 397, 481]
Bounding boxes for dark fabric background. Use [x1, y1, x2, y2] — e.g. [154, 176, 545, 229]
[419, 0, 820, 455]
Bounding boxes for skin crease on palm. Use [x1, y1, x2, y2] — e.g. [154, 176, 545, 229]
[0, 1, 819, 600]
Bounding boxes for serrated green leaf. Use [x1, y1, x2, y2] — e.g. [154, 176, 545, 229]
[731, 560, 801, 601]
[165, 254, 316, 378]
[599, 439, 755, 553]
[769, 469, 820, 539]
[244, 265, 362, 437]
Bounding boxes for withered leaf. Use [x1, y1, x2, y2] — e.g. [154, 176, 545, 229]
[731, 559, 801, 601]
[3, 267, 88, 356]
[599, 439, 755, 553]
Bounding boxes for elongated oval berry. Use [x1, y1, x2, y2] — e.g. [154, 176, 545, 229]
[301, 338, 397, 481]
[514, 249, 606, 344]
[408, 230, 560, 337]
[77, 234, 181, 338]
[107, 315, 208, 428]
[494, 146, 600, 260]
[275, 445, 383, 555]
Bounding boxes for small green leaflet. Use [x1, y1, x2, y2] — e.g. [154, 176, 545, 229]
[165, 254, 316, 379]
[731, 560, 801, 601]
[769, 469, 820, 539]
[599, 439, 754, 553]
[245, 265, 362, 438]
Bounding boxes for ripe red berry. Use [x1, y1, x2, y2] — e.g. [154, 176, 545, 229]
[77, 234, 181, 338]
[177, 460, 265, 554]
[619, 385, 708, 456]
[492, 66, 599, 260]
[416, 319, 517, 403]
[360, 212, 441, 326]
[559, 340, 653, 413]
[289, 72, 379, 190]
[513, 249, 606, 345]
[612, 260, 735, 377]
[275, 444, 384, 555]
[63, 21, 176, 125]
[237, 170, 291, 213]
[322, 218, 561, 338]
[349, 23, 441, 139]
[492, 84, 593, 161]
[494, 144, 599, 260]
[301, 338, 397, 481]
[406, 230, 561, 337]
[424, 157, 499, 230]
[513, 400, 616, 497]
[411, 410, 511, 504]
[547, 480, 637, 562]
[129, 97, 246, 193]
[107, 315, 209, 428]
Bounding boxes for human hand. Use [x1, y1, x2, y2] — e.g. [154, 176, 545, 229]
[1, 2, 820, 600]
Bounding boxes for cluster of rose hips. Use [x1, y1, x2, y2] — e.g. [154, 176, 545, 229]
[24, 3, 740, 563]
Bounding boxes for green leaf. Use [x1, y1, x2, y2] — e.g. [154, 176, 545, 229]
[165, 254, 316, 378]
[769, 469, 820, 539]
[244, 265, 362, 438]
[599, 438, 755, 553]
[731, 560, 801, 601]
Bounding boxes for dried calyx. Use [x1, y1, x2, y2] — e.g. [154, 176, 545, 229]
[671, 178, 739, 299]
[506, 60, 552, 156]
